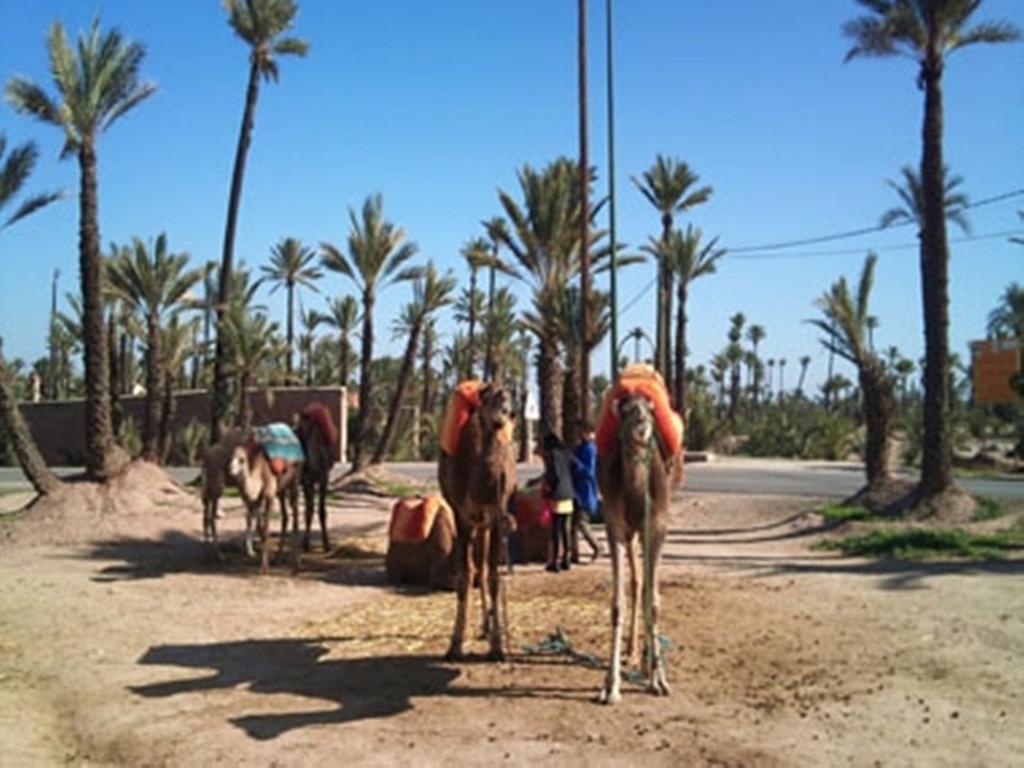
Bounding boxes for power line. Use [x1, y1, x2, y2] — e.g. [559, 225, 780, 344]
[727, 187, 1024, 253]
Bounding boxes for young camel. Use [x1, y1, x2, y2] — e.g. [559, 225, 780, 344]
[597, 393, 676, 704]
[227, 444, 303, 575]
[438, 383, 517, 660]
[199, 428, 245, 560]
[295, 403, 338, 552]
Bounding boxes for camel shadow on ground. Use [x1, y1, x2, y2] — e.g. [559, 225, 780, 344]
[129, 639, 594, 739]
[78, 529, 388, 587]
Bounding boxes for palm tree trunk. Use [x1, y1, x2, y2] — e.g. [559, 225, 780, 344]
[285, 281, 294, 382]
[860, 358, 894, 487]
[484, 265, 497, 380]
[420, 328, 434, 453]
[0, 355, 61, 495]
[108, 310, 122, 437]
[78, 142, 116, 479]
[918, 58, 953, 498]
[562, 359, 580, 441]
[339, 332, 349, 390]
[143, 314, 162, 461]
[159, 368, 176, 464]
[537, 335, 563, 441]
[466, 268, 477, 380]
[577, 0, 591, 425]
[372, 323, 421, 464]
[674, 280, 688, 412]
[352, 290, 375, 470]
[658, 214, 673, 392]
[212, 59, 261, 444]
[239, 372, 252, 434]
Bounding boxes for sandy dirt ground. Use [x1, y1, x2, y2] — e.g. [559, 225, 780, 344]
[0, 468, 1021, 767]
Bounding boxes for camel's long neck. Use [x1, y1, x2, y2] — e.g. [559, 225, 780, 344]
[239, 461, 266, 502]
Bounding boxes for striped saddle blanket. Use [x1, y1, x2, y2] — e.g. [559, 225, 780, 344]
[251, 423, 305, 474]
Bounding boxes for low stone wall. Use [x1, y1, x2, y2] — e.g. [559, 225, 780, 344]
[18, 387, 345, 466]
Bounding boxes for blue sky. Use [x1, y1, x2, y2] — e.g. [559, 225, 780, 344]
[1, 1, 1021, 393]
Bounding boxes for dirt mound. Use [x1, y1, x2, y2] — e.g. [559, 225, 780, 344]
[0, 461, 196, 548]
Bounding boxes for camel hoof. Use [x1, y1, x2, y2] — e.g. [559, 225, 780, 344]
[598, 687, 621, 705]
[648, 674, 671, 697]
[444, 646, 464, 662]
[487, 647, 506, 662]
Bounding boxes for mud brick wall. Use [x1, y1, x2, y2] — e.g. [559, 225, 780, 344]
[18, 387, 345, 466]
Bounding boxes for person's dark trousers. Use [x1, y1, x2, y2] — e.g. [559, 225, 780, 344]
[548, 513, 570, 569]
[571, 502, 601, 562]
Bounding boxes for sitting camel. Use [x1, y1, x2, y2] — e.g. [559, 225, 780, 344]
[597, 392, 679, 703]
[227, 441, 303, 575]
[295, 403, 338, 552]
[438, 382, 517, 660]
[199, 428, 245, 560]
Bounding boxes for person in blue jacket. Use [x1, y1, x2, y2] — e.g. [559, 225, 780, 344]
[570, 419, 602, 563]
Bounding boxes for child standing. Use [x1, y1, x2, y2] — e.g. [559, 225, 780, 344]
[570, 420, 601, 563]
[541, 432, 575, 572]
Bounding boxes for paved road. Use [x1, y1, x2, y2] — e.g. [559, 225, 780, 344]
[3, 458, 1021, 500]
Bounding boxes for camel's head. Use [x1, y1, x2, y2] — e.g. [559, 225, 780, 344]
[617, 394, 655, 454]
[479, 383, 515, 435]
[227, 445, 250, 481]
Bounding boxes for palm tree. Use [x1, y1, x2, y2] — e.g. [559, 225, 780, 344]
[459, 237, 492, 379]
[746, 323, 766, 408]
[212, 0, 308, 442]
[0, 136, 62, 494]
[481, 217, 517, 380]
[224, 311, 279, 433]
[6, 19, 156, 479]
[261, 237, 321, 382]
[778, 358, 787, 399]
[496, 158, 608, 440]
[845, 0, 1020, 500]
[372, 263, 456, 463]
[479, 286, 520, 383]
[0, 134, 61, 229]
[643, 226, 725, 412]
[808, 253, 896, 487]
[555, 285, 611, 438]
[632, 155, 712, 387]
[107, 234, 202, 462]
[796, 355, 812, 396]
[320, 193, 419, 470]
[316, 295, 360, 389]
[296, 307, 321, 385]
[158, 315, 199, 463]
[986, 282, 1024, 340]
[879, 165, 971, 234]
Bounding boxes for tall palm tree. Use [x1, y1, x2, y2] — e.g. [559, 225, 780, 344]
[459, 237, 492, 379]
[315, 295, 360, 389]
[0, 134, 61, 229]
[320, 193, 419, 469]
[778, 358, 787, 399]
[632, 155, 712, 388]
[555, 285, 611, 438]
[643, 225, 725, 412]
[6, 19, 156, 479]
[223, 310, 279, 432]
[261, 237, 321, 382]
[845, 0, 1019, 500]
[372, 263, 456, 463]
[158, 315, 199, 463]
[747, 323, 766, 408]
[796, 355, 812, 396]
[480, 286, 520, 383]
[481, 217, 518, 380]
[986, 282, 1024, 340]
[0, 135, 63, 495]
[296, 306, 321, 385]
[809, 253, 896, 488]
[212, 0, 308, 442]
[107, 234, 202, 462]
[496, 158, 609, 439]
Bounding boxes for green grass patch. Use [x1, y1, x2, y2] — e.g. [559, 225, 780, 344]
[816, 503, 877, 523]
[817, 525, 1024, 560]
[972, 495, 1005, 522]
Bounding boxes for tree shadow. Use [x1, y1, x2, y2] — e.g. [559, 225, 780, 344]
[665, 510, 816, 537]
[129, 638, 594, 739]
[762, 556, 1024, 591]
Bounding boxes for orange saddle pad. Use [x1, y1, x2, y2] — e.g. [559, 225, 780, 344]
[595, 363, 684, 458]
[388, 494, 454, 544]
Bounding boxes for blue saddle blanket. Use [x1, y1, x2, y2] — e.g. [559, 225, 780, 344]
[252, 423, 305, 463]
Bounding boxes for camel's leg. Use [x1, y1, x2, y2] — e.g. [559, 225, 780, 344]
[445, 528, 472, 661]
[259, 499, 270, 575]
[288, 485, 301, 573]
[204, 498, 223, 561]
[647, 523, 671, 696]
[625, 534, 642, 668]
[302, 478, 315, 552]
[477, 526, 492, 640]
[274, 492, 289, 564]
[244, 503, 257, 559]
[318, 478, 330, 551]
[599, 529, 625, 704]
[486, 519, 504, 660]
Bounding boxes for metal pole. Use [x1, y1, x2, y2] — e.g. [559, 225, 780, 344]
[606, 0, 619, 379]
[49, 268, 59, 399]
[578, 0, 592, 423]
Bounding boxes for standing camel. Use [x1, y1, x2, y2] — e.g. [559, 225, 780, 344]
[227, 443, 303, 575]
[295, 403, 338, 552]
[438, 383, 517, 660]
[597, 392, 677, 703]
[199, 428, 244, 560]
